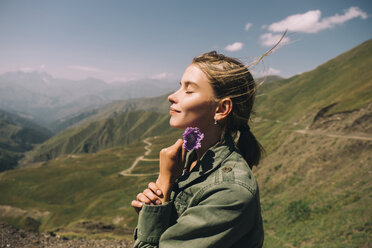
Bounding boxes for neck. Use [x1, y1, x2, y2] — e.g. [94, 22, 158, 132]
[195, 125, 222, 161]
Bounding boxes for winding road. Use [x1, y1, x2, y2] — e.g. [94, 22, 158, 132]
[294, 129, 372, 141]
[119, 138, 159, 177]
[119, 127, 371, 177]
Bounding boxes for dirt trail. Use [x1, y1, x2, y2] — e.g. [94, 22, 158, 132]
[295, 129, 372, 141]
[119, 127, 371, 177]
[119, 138, 159, 177]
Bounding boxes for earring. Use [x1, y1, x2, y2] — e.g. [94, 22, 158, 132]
[214, 119, 217, 125]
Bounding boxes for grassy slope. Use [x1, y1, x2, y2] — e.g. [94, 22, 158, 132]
[0, 109, 52, 171]
[0, 130, 182, 236]
[255, 109, 372, 247]
[253, 39, 372, 153]
[51, 93, 172, 133]
[252, 39, 372, 247]
[21, 110, 173, 164]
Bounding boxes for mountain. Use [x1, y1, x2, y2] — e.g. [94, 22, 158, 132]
[0, 71, 177, 128]
[249, 39, 372, 247]
[0, 109, 53, 171]
[20, 110, 175, 164]
[50, 93, 171, 133]
[254, 38, 372, 153]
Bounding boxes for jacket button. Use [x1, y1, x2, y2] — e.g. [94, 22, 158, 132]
[222, 166, 232, 173]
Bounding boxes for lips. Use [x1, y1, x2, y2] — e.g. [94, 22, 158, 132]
[170, 107, 181, 113]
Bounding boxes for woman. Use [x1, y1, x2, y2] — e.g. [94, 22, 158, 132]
[131, 51, 264, 247]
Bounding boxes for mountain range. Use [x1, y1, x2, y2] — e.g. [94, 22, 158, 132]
[0, 71, 178, 127]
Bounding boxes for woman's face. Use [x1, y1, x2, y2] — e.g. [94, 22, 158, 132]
[168, 64, 218, 130]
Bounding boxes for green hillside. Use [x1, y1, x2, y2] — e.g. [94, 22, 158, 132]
[0, 109, 52, 171]
[256, 102, 371, 247]
[21, 110, 175, 164]
[0, 131, 182, 239]
[50, 93, 172, 133]
[251, 39, 372, 247]
[254, 39, 372, 153]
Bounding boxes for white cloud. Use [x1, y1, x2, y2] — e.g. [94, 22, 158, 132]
[267, 67, 280, 75]
[18, 65, 46, 73]
[268, 6, 368, 34]
[68, 65, 103, 73]
[19, 67, 34, 72]
[151, 72, 168, 80]
[110, 72, 171, 83]
[110, 74, 143, 83]
[252, 67, 281, 77]
[245, 22, 253, 31]
[224, 42, 244, 52]
[260, 33, 291, 47]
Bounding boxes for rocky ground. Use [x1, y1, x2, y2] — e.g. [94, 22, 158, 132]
[0, 223, 134, 248]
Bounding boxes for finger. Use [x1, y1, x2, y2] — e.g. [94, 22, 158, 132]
[166, 139, 183, 155]
[136, 193, 151, 204]
[143, 188, 159, 203]
[131, 200, 142, 214]
[172, 139, 184, 150]
[181, 146, 187, 166]
[131, 200, 143, 208]
[173, 139, 184, 162]
[148, 182, 163, 198]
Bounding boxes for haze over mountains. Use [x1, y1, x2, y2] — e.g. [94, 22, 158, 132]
[0, 71, 178, 127]
[0, 39, 371, 247]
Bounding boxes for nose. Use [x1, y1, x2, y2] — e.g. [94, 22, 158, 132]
[168, 91, 177, 104]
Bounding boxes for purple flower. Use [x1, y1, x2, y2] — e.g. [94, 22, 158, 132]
[182, 127, 204, 151]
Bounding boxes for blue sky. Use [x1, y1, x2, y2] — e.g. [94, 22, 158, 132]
[0, 0, 371, 83]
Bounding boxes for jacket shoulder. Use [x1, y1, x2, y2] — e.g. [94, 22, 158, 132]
[216, 150, 258, 195]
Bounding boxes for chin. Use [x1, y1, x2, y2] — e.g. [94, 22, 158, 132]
[169, 119, 188, 130]
[169, 123, 186, 130]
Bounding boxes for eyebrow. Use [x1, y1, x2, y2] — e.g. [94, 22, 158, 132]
[180, 81, 199, 88]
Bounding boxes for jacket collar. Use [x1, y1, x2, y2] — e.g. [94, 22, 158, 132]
[175, 135, 236, 189]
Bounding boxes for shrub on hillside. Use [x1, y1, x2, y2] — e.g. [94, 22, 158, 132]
[286, 200, 311, 223]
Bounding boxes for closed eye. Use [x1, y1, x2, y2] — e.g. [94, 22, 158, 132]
[180, 81, 197, 94]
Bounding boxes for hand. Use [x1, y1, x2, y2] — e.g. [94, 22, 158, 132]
[131, 182, 163, 214]
[131, 139, 186, 214]
[158, 139, 186, 183]
[156, 139, 186, 202]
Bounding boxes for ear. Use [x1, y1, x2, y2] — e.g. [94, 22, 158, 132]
[214, 98, 233, 121]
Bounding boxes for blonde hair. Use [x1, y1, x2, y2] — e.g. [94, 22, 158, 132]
[192, 52, 262, 168]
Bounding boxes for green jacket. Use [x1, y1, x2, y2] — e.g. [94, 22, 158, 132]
[133, 135, 264, 247]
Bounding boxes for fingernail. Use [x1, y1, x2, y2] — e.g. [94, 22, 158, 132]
[157, 190, 161, 195]
[156, 199, 161, 205]
[139, 202, 143, 206]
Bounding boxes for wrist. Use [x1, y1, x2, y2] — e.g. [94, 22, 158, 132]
[156, 175, 174, 203]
